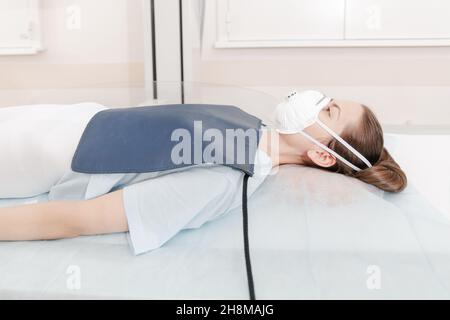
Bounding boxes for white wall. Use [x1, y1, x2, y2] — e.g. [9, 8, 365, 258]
[3, 0, 450, 127]
[0, 0, 146, 108]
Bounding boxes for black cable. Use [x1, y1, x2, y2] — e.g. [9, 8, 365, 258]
[150, 0, 158, 100]
[178, 0, 185, 104]
[242, 174, 256, 300]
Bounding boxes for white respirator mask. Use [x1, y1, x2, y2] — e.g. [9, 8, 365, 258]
[274, 90, 372, 172]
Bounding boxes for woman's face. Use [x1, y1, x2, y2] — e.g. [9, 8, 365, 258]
[303, 98, 364, 144]
[283, 99, 364, 167]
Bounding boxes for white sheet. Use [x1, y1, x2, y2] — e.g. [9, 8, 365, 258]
[0, 103, 107, 198]
[1, 164, 450, 299]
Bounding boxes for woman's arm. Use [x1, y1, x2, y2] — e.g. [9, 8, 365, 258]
[0, 190, 128, 241]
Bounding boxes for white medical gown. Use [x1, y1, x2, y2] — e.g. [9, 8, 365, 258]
[48, 148, 272, 255]
[0, 103, 272, 255]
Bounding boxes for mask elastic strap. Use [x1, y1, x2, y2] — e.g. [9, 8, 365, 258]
[298, 131, 363, 172]
[316, 119, 373, 169]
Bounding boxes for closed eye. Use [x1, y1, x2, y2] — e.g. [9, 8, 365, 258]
[330, 99, 341, 120]
[326, 105, 332, 117]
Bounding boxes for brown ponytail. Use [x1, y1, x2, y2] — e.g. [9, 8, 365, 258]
[305, 105, 407, 193]
[353, 147, 407, 193]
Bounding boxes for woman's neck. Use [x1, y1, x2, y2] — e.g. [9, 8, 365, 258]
[258, 129, 305, 167]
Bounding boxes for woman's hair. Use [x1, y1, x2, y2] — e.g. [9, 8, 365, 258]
[305, 105, 407, 193]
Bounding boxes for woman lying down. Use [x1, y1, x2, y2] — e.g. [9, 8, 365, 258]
[0, 90, 407, 255]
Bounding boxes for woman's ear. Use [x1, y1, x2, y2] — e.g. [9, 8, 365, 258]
[306, 148, 336, 168]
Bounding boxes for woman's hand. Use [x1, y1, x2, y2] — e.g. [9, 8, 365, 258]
[0, 190, 128, 241]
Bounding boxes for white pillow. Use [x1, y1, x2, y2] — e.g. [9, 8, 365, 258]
[384, 133, 450, 218]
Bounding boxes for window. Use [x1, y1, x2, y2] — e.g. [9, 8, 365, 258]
[0, 0, 42, 55]
[215, 0, 450, 48]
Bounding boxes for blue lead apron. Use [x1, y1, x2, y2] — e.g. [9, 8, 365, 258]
[71, 103, 261, 300]
[71, 104, 263, 176]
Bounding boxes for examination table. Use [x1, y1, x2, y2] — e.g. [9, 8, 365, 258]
[0, 133, 450, 299]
